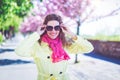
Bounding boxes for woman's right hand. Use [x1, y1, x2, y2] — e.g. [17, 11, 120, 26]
[37, 25, 46, 35]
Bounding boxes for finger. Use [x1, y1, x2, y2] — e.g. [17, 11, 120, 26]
[40, 27, 45, 30]
[60, 24, 67, 30]
[40, 25, 46, 30]
[62, 26, 69, 32]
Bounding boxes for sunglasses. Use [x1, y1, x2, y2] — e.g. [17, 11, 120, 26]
[46, 25, 60, 31]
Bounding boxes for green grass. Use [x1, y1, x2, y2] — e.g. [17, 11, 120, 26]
[83, 34, 120, 41]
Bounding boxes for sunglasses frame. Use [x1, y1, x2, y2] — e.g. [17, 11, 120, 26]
[46, 25, 61, 31]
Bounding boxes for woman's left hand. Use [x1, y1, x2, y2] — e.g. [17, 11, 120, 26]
[61, 24, 76, 38]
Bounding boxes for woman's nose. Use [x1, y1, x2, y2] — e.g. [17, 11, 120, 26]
[51, 28, 56, 32]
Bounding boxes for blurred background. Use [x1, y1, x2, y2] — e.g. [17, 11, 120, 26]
[0, 0, 120, 80]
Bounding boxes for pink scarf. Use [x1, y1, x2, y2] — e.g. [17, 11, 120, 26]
[41, 34, 70, 63]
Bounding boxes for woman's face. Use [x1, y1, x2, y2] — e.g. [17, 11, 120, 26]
[46, 20, 60, 39]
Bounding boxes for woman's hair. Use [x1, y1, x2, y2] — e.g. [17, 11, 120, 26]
[38, 14, 70, 47]
[43, 14, 63, 25]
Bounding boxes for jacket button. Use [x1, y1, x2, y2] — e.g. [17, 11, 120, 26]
[47, 56, 50, 59]
[59, 72, 62, 74]
[50, 74, 53, 76]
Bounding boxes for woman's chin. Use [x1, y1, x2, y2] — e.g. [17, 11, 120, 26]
[49, 35, 58, 39]
[50, 37, 57, 39]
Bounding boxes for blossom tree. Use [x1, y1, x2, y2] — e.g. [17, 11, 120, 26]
[20, 0, 94, 34]
[20, 0, 94, 63]
[20, 0, 120, 63]
[20, 0, 120, 34]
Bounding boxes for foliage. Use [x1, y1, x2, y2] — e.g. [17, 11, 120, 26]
[20, 0, 93, 33]
[0, 33, 4, 44]
[20, 0, 119, 37]
[20, 14, 41, 33]
[43, 0, 93, 21]
[0, 0, 33, 31]
[2, 15, 22, 32]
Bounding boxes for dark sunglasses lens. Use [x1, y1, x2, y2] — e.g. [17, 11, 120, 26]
[46, 26, 53, 31]
[55, 26, 60, 31]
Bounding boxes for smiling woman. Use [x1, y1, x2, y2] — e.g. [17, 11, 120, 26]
[15, 14, 94, 80]
[45, 20, 61, 39]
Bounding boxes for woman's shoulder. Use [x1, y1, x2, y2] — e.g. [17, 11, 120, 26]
[34, 41, 50, 51]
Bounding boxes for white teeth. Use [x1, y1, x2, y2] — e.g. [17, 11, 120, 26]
[51, 34, 56, 36]
[51, 33, 56, 35]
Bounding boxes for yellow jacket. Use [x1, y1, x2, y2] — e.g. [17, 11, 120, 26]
[15, 32, 94, 80]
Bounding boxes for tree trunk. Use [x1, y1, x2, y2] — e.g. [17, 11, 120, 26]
[74, 18, 81, 63]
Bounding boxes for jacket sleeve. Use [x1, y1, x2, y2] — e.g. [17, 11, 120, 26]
[66, 36, 94, 54]
[15, 32, 40, 57]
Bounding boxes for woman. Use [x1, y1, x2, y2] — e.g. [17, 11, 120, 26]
[15, 14, 94, 80]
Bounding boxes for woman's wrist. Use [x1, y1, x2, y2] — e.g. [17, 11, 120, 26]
[63, 27, 77, 40]
[71, 35, 77, 40]
[69, 32, 77, 40]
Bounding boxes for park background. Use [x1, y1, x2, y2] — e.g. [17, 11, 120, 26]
[0, 0, 120, 80]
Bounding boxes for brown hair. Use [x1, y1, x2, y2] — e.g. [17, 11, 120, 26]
[38, 14, 70, 47]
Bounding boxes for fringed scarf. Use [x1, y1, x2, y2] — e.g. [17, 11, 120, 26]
[41, 34, 70, 63]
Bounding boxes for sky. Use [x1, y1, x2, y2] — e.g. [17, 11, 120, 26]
[80, 14, 120, 36]
[80, 0, 120, 36]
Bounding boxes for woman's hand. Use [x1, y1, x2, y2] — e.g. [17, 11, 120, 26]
[61, 24, 77, 40]
[61, 24, 75, 36]
[37, 25, 46, 35]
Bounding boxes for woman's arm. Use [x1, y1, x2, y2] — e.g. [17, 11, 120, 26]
[15, 32, 40, 57]
[66, 36, 94, 54]
[61, 25, 94, 54]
